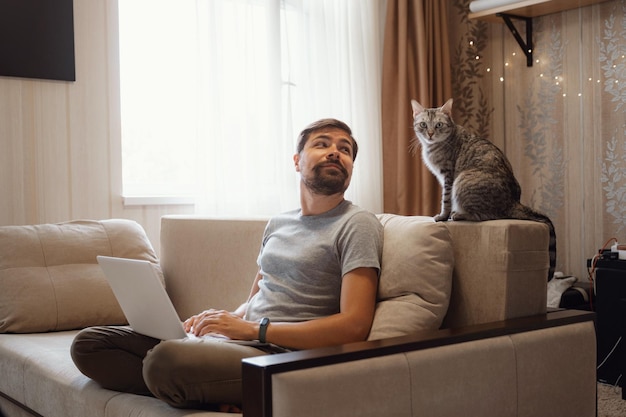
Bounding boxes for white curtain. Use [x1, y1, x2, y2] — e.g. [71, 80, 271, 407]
[119, 0, 383, 216]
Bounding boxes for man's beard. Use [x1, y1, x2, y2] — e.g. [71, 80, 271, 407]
[303, 162, 349, 196]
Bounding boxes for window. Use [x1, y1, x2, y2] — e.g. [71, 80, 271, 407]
[118, 0, 384, 216]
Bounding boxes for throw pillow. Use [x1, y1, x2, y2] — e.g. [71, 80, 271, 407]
[368, 215, 453, 340]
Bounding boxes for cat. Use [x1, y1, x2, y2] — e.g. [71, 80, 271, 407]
[411, 98, 556, 280]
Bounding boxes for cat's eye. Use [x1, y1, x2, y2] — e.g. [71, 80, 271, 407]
[435, 122, 443, 128]
[419, 122, 427, 128]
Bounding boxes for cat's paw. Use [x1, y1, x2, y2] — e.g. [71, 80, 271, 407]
[433, 214, 449, 222]
[450, 212, 468, 221]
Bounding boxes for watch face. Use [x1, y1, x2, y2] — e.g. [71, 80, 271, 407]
[261, 317, 270, 326]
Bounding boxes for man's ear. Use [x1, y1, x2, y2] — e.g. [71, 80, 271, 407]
[293, 153, 301, 172]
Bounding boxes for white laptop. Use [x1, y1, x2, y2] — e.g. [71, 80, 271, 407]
[97, 255, 265, 345]
[97, 255, 189, 340]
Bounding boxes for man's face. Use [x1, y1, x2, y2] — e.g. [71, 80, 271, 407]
[294, 127, 355, 196]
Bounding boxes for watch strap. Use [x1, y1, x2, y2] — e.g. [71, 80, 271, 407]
[258, 317, 270, 343]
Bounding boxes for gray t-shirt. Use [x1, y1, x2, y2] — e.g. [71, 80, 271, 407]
[244, 200, 383, 323]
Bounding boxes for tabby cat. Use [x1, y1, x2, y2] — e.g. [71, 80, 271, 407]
[411, 98, 556, 280]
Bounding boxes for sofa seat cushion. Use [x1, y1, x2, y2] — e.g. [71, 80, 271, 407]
[0, 219, 159, 333]
[0, 331, 117, 416]
[368, 215, 453, 340]
[0, 332, 233, 417]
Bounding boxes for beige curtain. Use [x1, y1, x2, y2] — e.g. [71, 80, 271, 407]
[381, 0, 452, 215]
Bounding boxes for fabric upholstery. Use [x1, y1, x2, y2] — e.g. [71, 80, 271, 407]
[0, 216, 592, 417]
[442, 220, 549, 328]
[406, 337, 518, 417]
[272, 354, 413, 417]
[368, 215, 453, 340]
[513, 322, 597, 417]
[268, 322, 596, 417]
[0, 219, 158, 333]
[0, 331, 234, 417]
[160, 216, 267, 321]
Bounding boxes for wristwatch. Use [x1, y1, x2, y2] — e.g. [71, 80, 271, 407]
[258, 317, 270, 343]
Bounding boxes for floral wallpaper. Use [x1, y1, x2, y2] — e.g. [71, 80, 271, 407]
[450, 2, 492, 138]
[516, 17, 566, 219]
[449, 0, 626, 280]
[600, 4, 626, 233]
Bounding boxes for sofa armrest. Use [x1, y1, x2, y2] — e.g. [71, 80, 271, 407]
[442, 220, 550, 328]
[242, 310, 596, 417]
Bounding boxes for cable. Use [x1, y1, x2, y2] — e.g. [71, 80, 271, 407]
[598, 336, 622, 370]
[587, 237, 618, 310]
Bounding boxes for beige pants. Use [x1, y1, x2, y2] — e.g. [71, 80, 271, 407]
[70, 326, 270, 408]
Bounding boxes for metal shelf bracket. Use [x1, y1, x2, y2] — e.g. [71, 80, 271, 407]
[497, 13, 533, 67]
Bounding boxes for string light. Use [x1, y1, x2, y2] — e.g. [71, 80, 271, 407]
[465, 22, 626, 96]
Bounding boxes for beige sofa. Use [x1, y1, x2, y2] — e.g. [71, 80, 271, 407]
[0, 215, 596, 417]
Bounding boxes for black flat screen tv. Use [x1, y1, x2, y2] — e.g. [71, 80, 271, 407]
[0, 0, 76, 81]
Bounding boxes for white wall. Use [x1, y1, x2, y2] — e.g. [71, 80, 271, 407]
[0, 1, 193, 254]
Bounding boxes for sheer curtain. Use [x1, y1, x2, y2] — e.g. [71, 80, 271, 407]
[118, 0, 383, 216]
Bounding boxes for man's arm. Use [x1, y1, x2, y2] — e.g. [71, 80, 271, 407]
[184, 267, 379, 349]
[261, 266, 379, 349]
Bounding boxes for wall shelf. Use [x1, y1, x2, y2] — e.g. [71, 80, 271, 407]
[468, 0, 612, 66]
[468, 0, 612, 22]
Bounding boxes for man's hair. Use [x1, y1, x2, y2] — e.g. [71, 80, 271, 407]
[296, 118, 358, 161]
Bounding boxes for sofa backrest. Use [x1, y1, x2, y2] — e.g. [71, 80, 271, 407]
[161, 215, 549, 335]
[160, 216, 267, 320]
[0, 219, 159, 333]
[0, 215, 548, 336]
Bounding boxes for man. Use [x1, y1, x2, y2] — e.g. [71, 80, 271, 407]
[71, 119, 383, 411]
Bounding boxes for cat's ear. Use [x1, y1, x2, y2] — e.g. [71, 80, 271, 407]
[411, 99, 423, 117]
[440, 98, 453, 115]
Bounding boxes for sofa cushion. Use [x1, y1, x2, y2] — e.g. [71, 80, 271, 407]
[0, 219, 159, 333]
[0, 332, 223, 417]
[368, 215, 453, 340]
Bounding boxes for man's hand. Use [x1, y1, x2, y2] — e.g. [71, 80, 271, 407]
[183, 309, 257, 340]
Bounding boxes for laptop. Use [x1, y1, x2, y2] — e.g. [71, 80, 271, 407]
[97, 256, 265, 345]
[97, 256, 189, 340]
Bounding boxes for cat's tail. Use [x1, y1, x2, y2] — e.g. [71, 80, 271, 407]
[510, 204, 557, 281]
